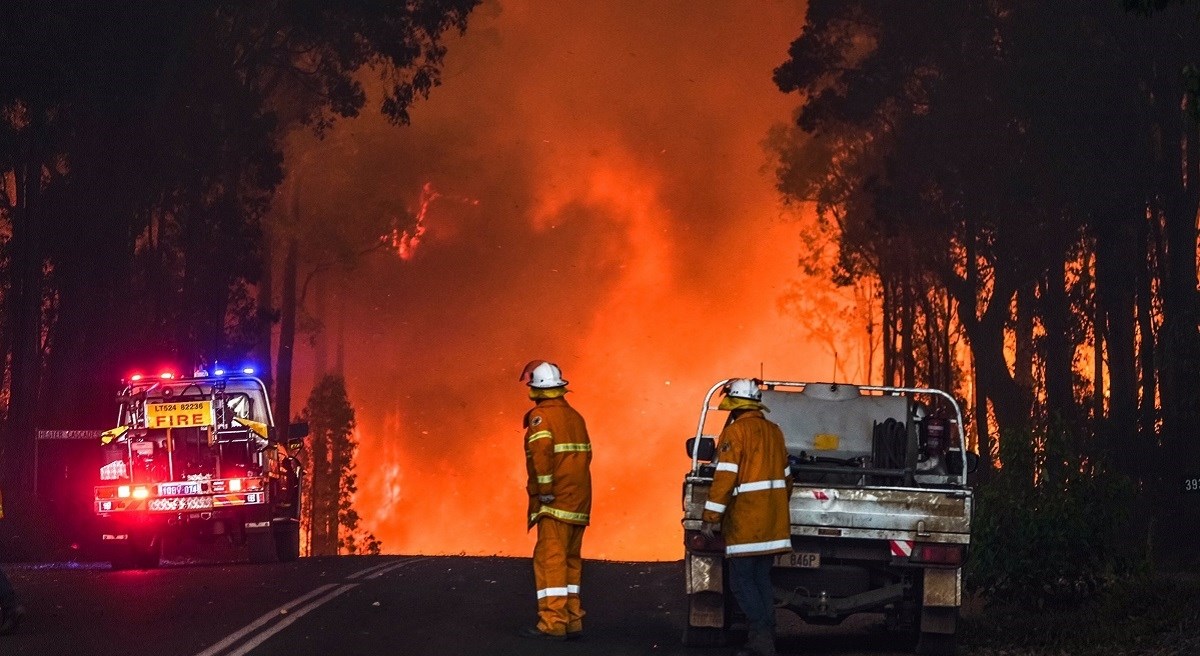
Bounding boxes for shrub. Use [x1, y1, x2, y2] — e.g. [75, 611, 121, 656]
[965, 426, 1146, 605]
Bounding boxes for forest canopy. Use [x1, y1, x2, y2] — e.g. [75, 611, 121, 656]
[771, 0, 1200, 566]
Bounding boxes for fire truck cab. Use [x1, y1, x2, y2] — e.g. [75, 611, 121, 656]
[93, 370, 306, 569]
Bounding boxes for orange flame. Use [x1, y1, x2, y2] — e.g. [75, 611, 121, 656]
[291, 2, 835, 562]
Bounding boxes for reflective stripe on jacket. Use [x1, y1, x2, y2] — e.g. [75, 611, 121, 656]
[701, 409, 792, 557]
[524, 397, 593, 528]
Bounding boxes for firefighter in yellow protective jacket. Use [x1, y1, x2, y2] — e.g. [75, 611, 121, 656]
[701, 378, 792, 656]
[518, 360, 592, 641]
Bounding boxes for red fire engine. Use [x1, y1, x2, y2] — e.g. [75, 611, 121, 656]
[93, 367, 306, 568]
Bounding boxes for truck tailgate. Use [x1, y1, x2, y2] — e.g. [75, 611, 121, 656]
[790, 485, 971, 542]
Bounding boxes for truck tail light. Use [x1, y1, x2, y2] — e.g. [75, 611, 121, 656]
[910, 543, 963, 566]
[685, 529, 724, 553]
[118, 485, 131, 498]
[229, 478, 242, 492]
[132, 486, 150, 499]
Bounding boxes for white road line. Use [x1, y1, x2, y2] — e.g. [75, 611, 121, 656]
[347, 560, 396, 579]
[226, 583, 358, 656]
[365, 557, 428, 580]
[194, 583, 338, 656]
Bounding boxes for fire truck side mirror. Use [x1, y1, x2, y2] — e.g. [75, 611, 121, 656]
[288, 422, 310, 440]
[686, 436, 716, 462]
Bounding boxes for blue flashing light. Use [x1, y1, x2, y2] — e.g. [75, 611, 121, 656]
[242, 367, 256, 375]
[214, 368, 226, 376]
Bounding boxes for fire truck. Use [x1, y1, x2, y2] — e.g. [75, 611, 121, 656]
[93, 367, 306, 569]
[681, 380, 976, 656]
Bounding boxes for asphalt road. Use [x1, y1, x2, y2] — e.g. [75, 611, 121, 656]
[0, 555, 918, 656]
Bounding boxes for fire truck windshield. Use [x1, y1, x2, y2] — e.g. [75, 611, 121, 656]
[119, 377, 272, 429]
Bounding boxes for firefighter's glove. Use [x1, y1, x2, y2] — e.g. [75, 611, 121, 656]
[538, 494, 556, 504]
[700, 522, 717, 540]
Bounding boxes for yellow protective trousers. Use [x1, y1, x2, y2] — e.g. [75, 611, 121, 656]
[533, 517, 586, 636]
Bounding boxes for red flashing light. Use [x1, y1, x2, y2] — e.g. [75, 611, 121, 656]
[130, 374, 144, 382]
[685, 529, 725, 553]
[159, 372, 174, 380]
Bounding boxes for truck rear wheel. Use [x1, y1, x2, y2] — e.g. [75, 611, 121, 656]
[273, 521, 300, 562]
[916, 606, 959, 655]
[681, 625, 726, 647]
[916, 631, 957, 656]
[247, 529, 276, 564]
[109, 534, 160, 570]
[136, 537, 162, 569]
[109, 545, 136, 571]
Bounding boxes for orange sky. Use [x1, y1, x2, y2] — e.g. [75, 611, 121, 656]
[288, 0, 847, 561]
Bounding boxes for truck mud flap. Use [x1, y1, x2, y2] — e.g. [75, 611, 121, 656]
[922, 568, 961, 607]
[685, 554, 725, 628]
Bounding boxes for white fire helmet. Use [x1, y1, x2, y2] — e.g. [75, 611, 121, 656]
[522, 361, 568, 389]
[724, 378, 763, 401]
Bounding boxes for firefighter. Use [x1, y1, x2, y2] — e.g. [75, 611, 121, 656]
[0, 485, 25, 636]
[700, 378, 792, 656]
[517, 360, 592, 641]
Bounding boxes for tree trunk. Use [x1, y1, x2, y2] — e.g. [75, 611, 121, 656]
[1041, 258, 1079, 438]
[275, 237, 298, 435]
[254, 238, 274, 394]
[1137, 215, 1158, 443]
[1014, 283, 1035, 417]
[881, 276, 896, 386]
[313, 275, 327, 379]
[5, 147, 46, 516]
[956, 262, 1028, 474]
[1152, 74, 1200, 565]
[1094, 215, 1140, 474]
[900, 276, 916, 387]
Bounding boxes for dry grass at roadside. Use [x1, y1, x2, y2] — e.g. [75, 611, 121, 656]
[962, 574, 1200, 656]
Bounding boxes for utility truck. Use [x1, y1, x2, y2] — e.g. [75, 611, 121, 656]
[93, 369, 306, 569]
[681, 380, 975, 655]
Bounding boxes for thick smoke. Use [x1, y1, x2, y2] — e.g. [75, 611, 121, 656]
[291, 0, 833, 560]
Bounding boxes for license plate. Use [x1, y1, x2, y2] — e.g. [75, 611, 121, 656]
[773, 551, 821, 568]
[158, 482, 203, 496]
[149, 496, 213, 512]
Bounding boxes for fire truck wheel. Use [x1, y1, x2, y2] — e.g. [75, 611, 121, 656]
[109, 536, 160, 570]
[248, 530, 276, 564]
[136, 538, 162, 569]
[109, 546, 136, 571]
[916, 632, 957, 656]
[273, 522, 300, 562]
[681, 625, 725, 647]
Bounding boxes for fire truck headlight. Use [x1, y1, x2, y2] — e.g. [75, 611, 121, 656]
[132, 486, 150, 499]
[117, 485, 131, 498]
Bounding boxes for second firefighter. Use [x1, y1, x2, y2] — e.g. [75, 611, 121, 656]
[518, 360, 593, 641]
